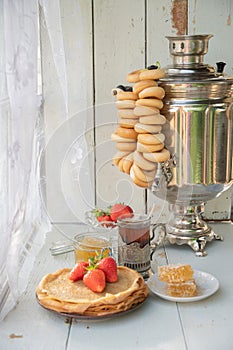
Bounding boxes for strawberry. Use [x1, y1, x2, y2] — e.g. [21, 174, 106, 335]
[97, 214, 112, 224]
[110, 203, 133, 222]
[68, 261, 89, 282]
[92, 208, 114, 227]
[83, 268, 106, 293]
[97, 256, 118, 283]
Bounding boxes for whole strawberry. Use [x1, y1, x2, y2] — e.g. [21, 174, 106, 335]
[97, 256, 118, 283]
[68, 261, 89, 282]
[110, 203, 133, 222]
[83, 269, 106, 293]
[97, 214, 113, 225]
[92, 208, 114, 227]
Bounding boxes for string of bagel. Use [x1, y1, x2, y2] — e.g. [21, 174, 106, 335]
[111, 63, 170, 188]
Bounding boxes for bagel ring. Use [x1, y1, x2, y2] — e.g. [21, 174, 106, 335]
[132, 163, 156, 182]
[130, 166, 154, 188]
[139, 86, 165, 100]
[136, 98, 163, 110]
[134, 123, 162, 134]
[133, 80, 158, 94]
[116, 127, 138, 139]
[126, 69, 144, 83]
[139, 114, 166, 125]
[118, 157, 125, 172]
[133, 151, 156, 171]
[134, 105, 160, 116]
[118, 118, 138, 128]
[112, 151, 130, 166]
[111, 133, 137, 143]
[122, 153, 134, 174]
[139, 68, 165, 81]
[143, 148, 170, 163]
[117, 91, 138, 101]
[137, 142, 164, 153]
[138, 133, 165, 145]
[116, 142, 137, 152]
[117, 109, 139, 119]
[115, 100, 136, 109]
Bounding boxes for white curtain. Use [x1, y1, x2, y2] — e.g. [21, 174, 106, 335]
[0, 0, 93, 321]
[0, 0, 51, 321]
[0, 0, 47, 321]
[39, 0, 94, 224]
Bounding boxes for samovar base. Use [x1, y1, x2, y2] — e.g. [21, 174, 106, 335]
[167, 230, 223, 257]
[166, 204, 223, 256]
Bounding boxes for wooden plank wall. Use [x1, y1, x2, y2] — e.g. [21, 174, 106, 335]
[41, 0, 233, 225]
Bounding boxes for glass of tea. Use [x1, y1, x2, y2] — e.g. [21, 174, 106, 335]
[117, 213, 155, 279]
[73, 232, 112, 263]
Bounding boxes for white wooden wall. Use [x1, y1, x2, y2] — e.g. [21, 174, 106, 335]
[41, 0, 233, 225]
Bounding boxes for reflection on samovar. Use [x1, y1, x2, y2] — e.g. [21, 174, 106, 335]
[152, 34, 233, 256]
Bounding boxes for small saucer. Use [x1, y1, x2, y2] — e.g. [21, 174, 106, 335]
[147, 270, 219, 302]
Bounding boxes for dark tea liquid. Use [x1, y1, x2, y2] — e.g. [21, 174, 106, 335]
[119, 226, 150, 247]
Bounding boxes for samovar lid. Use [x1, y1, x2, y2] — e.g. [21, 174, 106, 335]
[160, 34, 233, 100]
[166, 34, 212, 65]
[162, 34, 225, 80]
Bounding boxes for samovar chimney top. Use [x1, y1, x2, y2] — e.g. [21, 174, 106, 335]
[165, 34, 213, 66]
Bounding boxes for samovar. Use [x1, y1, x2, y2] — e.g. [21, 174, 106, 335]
[152, 34, 233, 256]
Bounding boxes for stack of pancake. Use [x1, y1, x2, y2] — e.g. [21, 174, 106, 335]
[36, 266, 148, 317]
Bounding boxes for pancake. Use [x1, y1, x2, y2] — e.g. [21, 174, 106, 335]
[36, 266, 149, 316]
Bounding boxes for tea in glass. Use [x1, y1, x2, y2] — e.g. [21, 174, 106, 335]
[117, 213, 153, 278]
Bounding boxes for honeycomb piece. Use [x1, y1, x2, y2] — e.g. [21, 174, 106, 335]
[158, 264, 194, 283]
[167, 280, 197, 297]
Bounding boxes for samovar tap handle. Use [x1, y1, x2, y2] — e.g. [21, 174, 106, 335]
[150, 223, 166, 260]
[161, 154, 176, 184]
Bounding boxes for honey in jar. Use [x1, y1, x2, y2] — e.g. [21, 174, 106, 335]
[73, 232, 111, 262]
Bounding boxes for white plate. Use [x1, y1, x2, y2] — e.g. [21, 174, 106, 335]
[147, 270, 219, 302]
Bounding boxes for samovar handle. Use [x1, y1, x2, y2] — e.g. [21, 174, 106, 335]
[150, 223, 166, 260]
